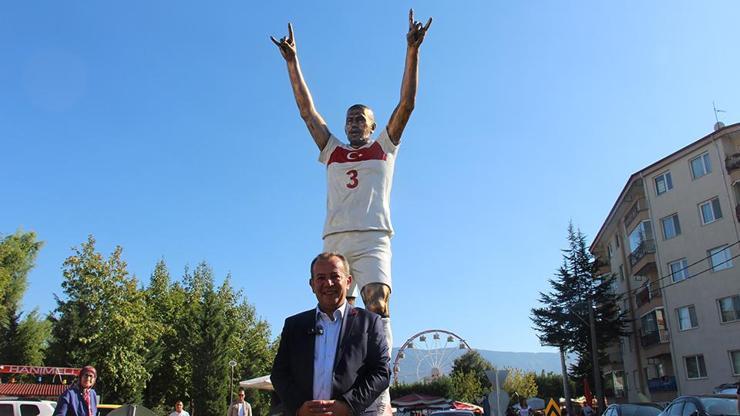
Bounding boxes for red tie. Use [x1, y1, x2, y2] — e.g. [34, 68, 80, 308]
[83, 389, 92, 416]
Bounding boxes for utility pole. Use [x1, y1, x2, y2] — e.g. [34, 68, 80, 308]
[229, 360, 237, 406]
[587, 297, 606, 414]
[560, 346, 573, 416]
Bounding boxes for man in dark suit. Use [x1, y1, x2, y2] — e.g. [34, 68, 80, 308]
[271, 252, 390, 416]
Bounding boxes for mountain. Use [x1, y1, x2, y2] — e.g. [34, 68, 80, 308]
[391, 347, 561, 385]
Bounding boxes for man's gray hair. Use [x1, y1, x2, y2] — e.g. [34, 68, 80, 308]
[310, 252, 350, 279]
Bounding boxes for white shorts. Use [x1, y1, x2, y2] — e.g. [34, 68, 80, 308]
[323, 230, 392, 296]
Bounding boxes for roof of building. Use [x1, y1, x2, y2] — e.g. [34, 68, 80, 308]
[0, 383, 68, 399]
[590, 122, 740, 252]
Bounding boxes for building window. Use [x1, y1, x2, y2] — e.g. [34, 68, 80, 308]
[629, 220, 653, 253]
[718, 295, 740, 323]
[699, 197, 723, 224]
[730, 351, 740, 376]
[677, 305, 698, 330]
[709, 245, 734, 272]
[661, 214, 681, 240]
[685, 355, 707, 379]
[669, 258, 689, 282]
[619, 265, 625, 281]
[690, 152, 712, 179]
[655, 171, 673, 195]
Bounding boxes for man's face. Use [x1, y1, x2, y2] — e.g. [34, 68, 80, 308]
[175, 403, 183, 412]
[345, 106, 376, 148]
[79, 372, 95, 389]
[310, 256, 352, 313]
[237, 391, 245, 402]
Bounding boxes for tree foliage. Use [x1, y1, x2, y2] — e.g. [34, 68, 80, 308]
[0, 231, 48, 367]
[451, 350, 494, 391]
[48, 235, 156, 403]
[6, 232, 276, 415]
[530, 225, 628, 387]
[451, 371, 484, 403]
[503, 368, 537, 399]
[535, 371, 572, 401]
[390, 377, 453, 400]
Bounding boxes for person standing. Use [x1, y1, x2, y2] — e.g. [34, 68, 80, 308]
[169, 401, 190, 416]
[271, 252, 390, 416]
[54, 366, 98, 416]
[228, 388, 253, 416]
[518, 398, 532, 416]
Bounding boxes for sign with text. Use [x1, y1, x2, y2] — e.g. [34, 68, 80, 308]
[0, 365, 80, 376]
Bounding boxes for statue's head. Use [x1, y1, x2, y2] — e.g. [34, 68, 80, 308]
[345, 104, 376, 148]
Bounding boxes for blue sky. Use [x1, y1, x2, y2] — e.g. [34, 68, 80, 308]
[3, 1, 740, 355]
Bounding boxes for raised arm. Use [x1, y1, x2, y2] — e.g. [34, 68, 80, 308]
[386, 9, 432, 145]
[271, 23, 331, 150]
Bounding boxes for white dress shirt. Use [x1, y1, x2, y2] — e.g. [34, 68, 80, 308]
[313, 302, 347, 400]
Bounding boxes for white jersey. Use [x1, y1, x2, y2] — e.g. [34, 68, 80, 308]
[319, 127, 398, 237]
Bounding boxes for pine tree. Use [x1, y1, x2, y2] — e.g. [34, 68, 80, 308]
[143, 260, 192, 413]
[530, 225, 628, 401]
[187, 263, 231, 416]
[0, 231, 47, 366]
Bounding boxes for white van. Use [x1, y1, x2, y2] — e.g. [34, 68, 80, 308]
[0, 399, 56, 416]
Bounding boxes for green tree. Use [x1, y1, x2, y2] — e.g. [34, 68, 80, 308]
[48, 235, 156, 403]
[530, 225, 628, 405]
[535, 371, 571, 401]
[0, 231, 47, 367]
[390, 377, 453, 400]
[0, 231, 43, 327]
[3, 309, 51, 367]
[503, 368, 538, 399]
[143, 260, 192, 413]
[451, 350, 494, 391]
[450, 371, 484, 403]
[187, 263, 231, 416]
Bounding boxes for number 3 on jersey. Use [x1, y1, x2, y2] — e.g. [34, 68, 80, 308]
[346, 169, 359, 189]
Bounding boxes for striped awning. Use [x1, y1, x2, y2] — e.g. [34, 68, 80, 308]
[0, 383, 68, 399]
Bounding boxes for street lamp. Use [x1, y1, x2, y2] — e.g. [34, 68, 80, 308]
[229, 360, 237, 404]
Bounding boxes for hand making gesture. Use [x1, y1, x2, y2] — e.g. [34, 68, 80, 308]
[270, 23, 297, 60]
[406, 9, 432, 48]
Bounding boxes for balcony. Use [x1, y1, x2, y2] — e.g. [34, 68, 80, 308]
[629, 239, 657, 275]
[635, 283, 661, 308]
[726, 152, 740, 173]
[624, 201, 645, 229]
[640, 329, 669, 347]
[647, 376, 677, 392]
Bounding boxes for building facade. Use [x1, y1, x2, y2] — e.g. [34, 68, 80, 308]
[591, 122, 740, 403]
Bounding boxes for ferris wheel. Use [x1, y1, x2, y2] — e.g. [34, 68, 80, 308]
[392, 329, 472, 385]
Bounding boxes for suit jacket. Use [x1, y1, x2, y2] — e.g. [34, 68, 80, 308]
[228, 401, 253, 416]
[54, 384, 98, 416]
[271, 305, 390, 416]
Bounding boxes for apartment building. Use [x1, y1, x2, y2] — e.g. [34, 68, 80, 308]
[591, 122, 740, 402]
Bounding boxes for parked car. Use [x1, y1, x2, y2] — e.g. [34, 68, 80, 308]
[429, 411, 477, 416]
[659, 395, 738, 416]
[603, 403, 664, 416]
[712, 383, 739, 395]
[0, 398, 56, 416]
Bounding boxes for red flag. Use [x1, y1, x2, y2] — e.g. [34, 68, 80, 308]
[583, 378, 593, 408]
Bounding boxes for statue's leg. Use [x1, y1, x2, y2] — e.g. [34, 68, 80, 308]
[352, 232, 392, 416]
[324, 231, 393, 415]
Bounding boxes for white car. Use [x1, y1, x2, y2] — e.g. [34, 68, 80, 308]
[0, 399, 56, 416]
